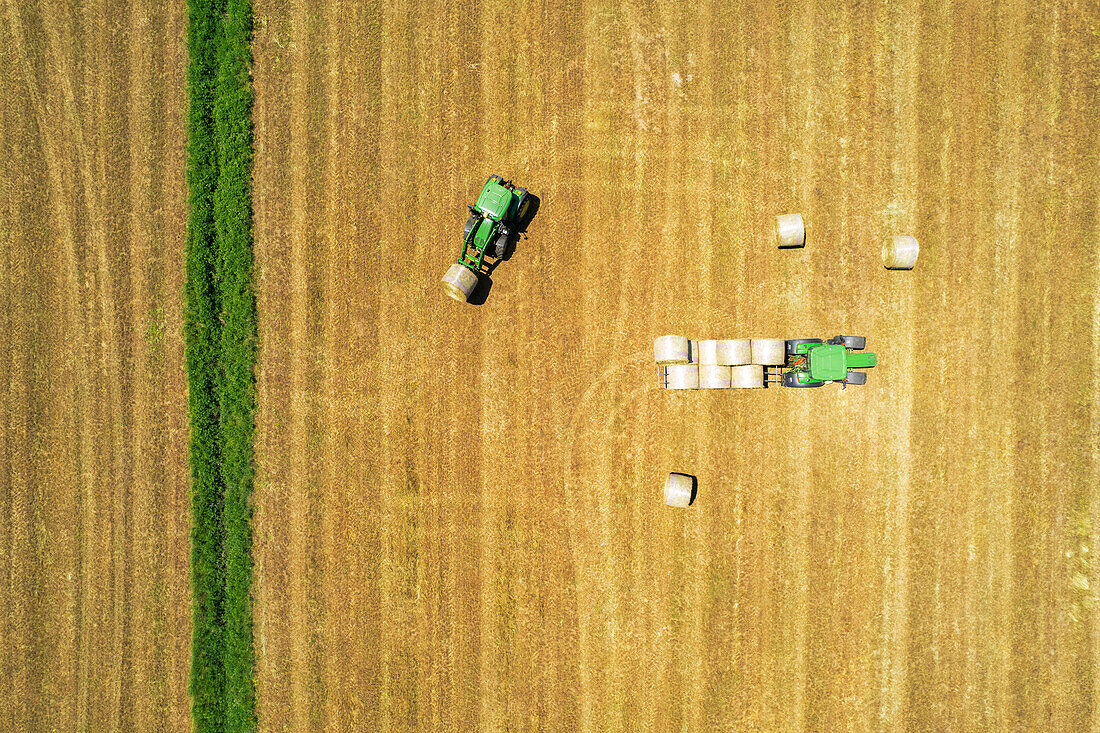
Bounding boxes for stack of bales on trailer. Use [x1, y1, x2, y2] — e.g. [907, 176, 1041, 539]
[654, 335, 786, 390]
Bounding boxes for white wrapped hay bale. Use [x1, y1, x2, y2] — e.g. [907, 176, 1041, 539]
[883, 235, 919, 269]
[664, 363, 699, 390]
[698, 364, 732, 389]
[441, 263, 479, 302]
[664, 473, 694, 507]
[654, 335, 690, 364]
[775, 213, 805, 248]
[730, 364, 765, 388]
[750, 338, 786, 365]
[715, 339, 752, 365]
[698, 340, 719, 365]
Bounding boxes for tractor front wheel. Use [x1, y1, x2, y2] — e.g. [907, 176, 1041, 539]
[491, 233, 508, 259]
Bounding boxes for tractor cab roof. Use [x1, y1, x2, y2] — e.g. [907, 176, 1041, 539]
[475, 180, 513, 221]
[807, 343, 849, 381]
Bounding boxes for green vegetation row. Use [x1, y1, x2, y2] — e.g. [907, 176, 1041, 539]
[185, 0, 255, 729]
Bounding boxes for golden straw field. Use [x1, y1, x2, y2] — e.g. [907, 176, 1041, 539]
[4, 0, 1100, 730]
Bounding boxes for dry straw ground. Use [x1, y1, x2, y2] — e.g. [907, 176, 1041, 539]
[0, 0, 191, 729]
[251, 0, 1100, 729]
[4, 0, 1100, 730]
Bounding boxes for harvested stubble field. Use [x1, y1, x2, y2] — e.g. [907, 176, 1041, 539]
[4, 0, 1100, 731]
[245, 0, 1100, 730]
[0, 0, 191, 730]
[249, 0, 1100, 729]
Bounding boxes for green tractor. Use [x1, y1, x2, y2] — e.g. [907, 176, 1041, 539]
[780, 336, 877, 387]
[441, 175, 530, 302]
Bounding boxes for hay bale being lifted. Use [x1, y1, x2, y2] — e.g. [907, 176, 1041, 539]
[883, 235, 919, 269]
[664, 473, 694, 507]
[750, 338, 786, 365]
[441, 263, 479, 302]
[654, 335, 690, 364]
[775, 213, 806, 248]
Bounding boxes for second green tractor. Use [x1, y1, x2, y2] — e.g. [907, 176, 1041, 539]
[441, 175, 530, 302]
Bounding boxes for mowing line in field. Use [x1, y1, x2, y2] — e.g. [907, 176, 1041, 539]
[3, 3, 90, 727]
[127, 0, 158, 723]
[1091, 132, 1100, 733]
[939, 0, 1000, 722]
[286, 0, 315, 725]
[542, 2, 585, 728]
[1039, 4, 1098, 725]
[161, 4, 193, 721]
[251, 0, 295, 726]
[1036, 6, 1060, 723]
[0, 74, 12, 733]
[786, 0, 818, 727]
[988, 2, 1025, 723]
[350, 0, 383, 728]
[319, 0, 342, 726]
[873, 1, 919, 728]
[2, 100, 33, 732]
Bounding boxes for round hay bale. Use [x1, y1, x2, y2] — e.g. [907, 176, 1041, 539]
[664, 363, 699, 390]
[750, 338, 786, 365]
[698, 339, 719, 365]
[776, 213, 805, 248]
[730, 364, 765, 388]
[688, 340, 700, 364]
[883, 235, 919, 269]
[715, 339, 752, 365]
[654, 335, 690, 364]
[441, 263, 479, 302]
[664, 473, 694, 508]
[699, 364, 732, 389]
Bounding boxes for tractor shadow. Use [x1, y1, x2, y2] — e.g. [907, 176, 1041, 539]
[467, 193, 541, 306]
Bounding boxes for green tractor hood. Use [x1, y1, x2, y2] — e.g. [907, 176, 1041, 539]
[808, 344, 877, 381]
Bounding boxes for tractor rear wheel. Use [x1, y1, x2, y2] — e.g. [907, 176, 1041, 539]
[845, 370, 868, 385]
[785, 338, 822, 356]
[514, 188, 530, 220]
[838, 335, 866, 350]
[491, 233, 508, 259]
[782, 372, 824, 388]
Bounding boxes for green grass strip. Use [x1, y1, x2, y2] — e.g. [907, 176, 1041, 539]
[185, 0, 225, 730]
[186, 0, 256, 728]
[214, 0, 256, 728]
